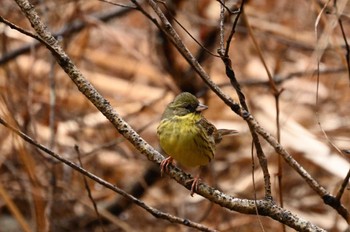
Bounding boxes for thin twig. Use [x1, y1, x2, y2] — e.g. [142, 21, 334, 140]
[156, 0, 220, 58]
[138, 0, 349, 222]
[1, 116, 328, 231]
[99, 0, 137, 9]
[251, 143, 266, 232]
[274, 92, 285, 232]
[0, 15, 44, 43]
[0, 5, 136, 65]
[75, 145, 106, 232]
[0, 116, 217, 232]
[218, 0, 272, 200]
[216, 0, 238, 14]
[316, 0, 350, 206]
[242, 7, 285, 226]
[219, 0, 225, 54]
[236, 67, 347, 87]
[315, 1, 348, 158]
[223, 0, 243, 57]
[8, 0, 347, 228]
[335, 0, 350, 85]
[336, 168, 350, 201]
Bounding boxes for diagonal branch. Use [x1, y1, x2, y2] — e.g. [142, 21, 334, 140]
[0, 115, 326, 232]
[9, 0, 347, 228]
[140, 0, 349, 222]
[0, 116, 217, 232]
[0, 3, 136, 65]
[218, 0, 272, 200]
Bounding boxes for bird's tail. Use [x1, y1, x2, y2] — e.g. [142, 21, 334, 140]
[214, 129, 238, 143]
[218, 129, 238, 136]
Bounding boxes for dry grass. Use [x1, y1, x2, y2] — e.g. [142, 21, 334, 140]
[0, 0, 349, 231]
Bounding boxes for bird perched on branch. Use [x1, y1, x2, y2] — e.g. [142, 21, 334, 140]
[157, 92, 238, 196]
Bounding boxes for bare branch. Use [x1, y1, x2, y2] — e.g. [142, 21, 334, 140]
[0, 116, 217, 232]
[7, 0, 348, 229]
[139, 0, 350, 223]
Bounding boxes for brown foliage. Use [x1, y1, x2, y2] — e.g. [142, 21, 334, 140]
[0, 0, 349, 231]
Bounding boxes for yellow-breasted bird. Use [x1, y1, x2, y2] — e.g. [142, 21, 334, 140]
[157, 92, 238, 196]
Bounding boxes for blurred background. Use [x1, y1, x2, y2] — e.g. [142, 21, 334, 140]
[0, 0, 349, 231]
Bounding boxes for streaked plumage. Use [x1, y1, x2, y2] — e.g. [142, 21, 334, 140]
[157, 111, 215, 167]
[157, 92, 237, 195]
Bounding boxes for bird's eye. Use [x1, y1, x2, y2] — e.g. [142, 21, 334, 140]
[184, 104, 193, 110]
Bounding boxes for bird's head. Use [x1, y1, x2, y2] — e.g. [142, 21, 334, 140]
[162, 92, 208, 118]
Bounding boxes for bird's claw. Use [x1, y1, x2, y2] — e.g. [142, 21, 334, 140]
[186, 176, 200, 197]
[160, 157, 173, 176]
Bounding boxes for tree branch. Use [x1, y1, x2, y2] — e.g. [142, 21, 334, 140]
[0, 116, 217, 232]
[8, 0, 346, 229]
[140, 0, 349, 223]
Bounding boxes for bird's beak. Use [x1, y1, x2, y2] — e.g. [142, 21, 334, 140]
[196, 103, 208, 112]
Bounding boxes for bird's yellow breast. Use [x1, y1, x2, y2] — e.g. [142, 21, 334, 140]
[157, 113, 215, 167]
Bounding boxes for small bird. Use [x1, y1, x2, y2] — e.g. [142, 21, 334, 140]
[157, 92, 238, 196]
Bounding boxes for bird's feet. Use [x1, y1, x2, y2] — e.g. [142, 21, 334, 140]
[160, 157, 173, 176]
[186, 175, 200, 197]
